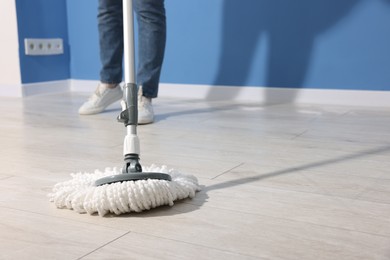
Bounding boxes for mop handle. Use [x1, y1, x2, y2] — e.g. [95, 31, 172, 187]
[123, 0, 136, 85]
[121, 0, 138, 132]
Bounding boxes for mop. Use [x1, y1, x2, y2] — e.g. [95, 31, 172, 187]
[49, 0, 200, 216]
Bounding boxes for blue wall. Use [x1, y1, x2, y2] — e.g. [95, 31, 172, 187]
[66, 0, 100, 81]
[21, 0, 390, 91]
[16, 0, 70, 84]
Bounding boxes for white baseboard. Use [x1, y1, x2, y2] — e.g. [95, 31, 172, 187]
[70, 80, 390, 107]
[69, 79, 99, 93]
[0, 83, 23, 97]
[0, 80, 70, 97]
[158, 83, 390, 107]
[22, 80, 70, 97]
[3, 79, 389, 108]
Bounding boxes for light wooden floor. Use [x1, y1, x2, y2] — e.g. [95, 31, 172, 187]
[0, 91, 389, 260]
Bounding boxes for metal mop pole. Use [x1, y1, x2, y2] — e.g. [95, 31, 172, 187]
[123, 0, 136, 87]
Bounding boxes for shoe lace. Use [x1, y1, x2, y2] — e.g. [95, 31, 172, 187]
[88, 86, 104, 101]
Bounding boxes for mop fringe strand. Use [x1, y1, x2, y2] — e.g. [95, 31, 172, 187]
[49, 165, 201, 216]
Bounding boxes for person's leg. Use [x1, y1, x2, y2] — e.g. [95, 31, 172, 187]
[133, 0, 166, 98]
[98, 0, 124, 84]
[79, 0, 124, 115]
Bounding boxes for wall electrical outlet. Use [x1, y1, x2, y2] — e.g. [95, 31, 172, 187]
[24, 38, 64, 56]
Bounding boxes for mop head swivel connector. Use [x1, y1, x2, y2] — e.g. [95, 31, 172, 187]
[94, 153, 172, 186]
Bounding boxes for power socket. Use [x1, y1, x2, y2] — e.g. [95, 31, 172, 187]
[24, 38, 64, 56]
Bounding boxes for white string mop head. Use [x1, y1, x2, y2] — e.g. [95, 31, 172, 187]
[48, 165, 201, 216]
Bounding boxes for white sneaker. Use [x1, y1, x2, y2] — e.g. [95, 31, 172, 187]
[138, 86, 154, 124]
[79, 83, 123, 115]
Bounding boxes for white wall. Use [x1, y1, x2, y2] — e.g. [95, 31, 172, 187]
[0, 1, 21, 86]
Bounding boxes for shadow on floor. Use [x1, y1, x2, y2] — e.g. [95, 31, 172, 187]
[205, 145, 390, 192]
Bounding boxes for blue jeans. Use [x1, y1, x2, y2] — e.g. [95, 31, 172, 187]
[98, 0, 166, 98]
